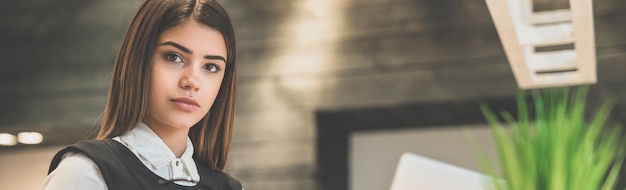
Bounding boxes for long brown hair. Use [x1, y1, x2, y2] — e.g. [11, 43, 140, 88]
[97, 0, 236, 171]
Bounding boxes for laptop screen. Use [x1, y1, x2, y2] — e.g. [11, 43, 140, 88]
[389, 152, 501, 190]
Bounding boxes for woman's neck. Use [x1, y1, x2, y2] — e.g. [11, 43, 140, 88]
[143, 121, 190, 158]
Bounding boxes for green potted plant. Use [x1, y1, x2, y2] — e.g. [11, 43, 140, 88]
[473, 87, 625, 190]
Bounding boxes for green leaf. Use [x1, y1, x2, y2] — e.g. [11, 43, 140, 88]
[471, 86, 624, 190]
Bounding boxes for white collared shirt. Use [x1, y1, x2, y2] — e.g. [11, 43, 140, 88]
[42, 122, 200, 189]
[113, 122, 200, 185]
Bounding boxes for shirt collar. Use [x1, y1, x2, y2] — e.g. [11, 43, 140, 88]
[117, 122, 195, 169]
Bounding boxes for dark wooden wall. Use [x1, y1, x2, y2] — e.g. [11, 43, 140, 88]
[0, 0, 625, 189]
[225, 1, 626, 188]
[0, 1, 138, 143]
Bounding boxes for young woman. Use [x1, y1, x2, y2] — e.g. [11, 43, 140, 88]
[42, 0, 241, 189]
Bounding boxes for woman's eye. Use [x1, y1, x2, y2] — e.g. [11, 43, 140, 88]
[204, 64, 220, 73]
[165, 53, 183, 63]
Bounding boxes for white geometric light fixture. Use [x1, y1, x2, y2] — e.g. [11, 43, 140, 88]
[485, 0, 597, 89]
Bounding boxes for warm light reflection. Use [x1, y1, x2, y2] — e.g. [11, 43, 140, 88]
[0, 133, 17, 146]
[17, 132, 43, 144]
[304, 0, 328, 17]
[273, 0, 344, 105]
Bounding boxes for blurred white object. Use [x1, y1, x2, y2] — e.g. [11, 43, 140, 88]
[0, 133, 17, 146]
[389, 152, 499, 190]
[17, 132, 43, 144]
[485, 0, 596, 89]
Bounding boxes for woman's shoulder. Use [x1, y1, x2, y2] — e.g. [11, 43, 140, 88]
[49, 152, 101, 174]
[45, 139, 139, 190]
[48, 139, 116, 172]
[43, 152, 106, 190]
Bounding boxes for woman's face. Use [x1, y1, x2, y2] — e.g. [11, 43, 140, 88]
[144, 20, 227, 130]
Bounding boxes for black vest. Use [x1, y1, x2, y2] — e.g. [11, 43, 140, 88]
[48, 139, 242, 190]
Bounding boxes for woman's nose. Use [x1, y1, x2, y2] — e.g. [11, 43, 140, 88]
[179, 68, 200, 92]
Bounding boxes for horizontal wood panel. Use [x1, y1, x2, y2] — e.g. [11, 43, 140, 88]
[232, 1, 626, 50]
[234, 108, 315, 142]
[0, 69, 111, 98]
[0, 36, 121, 72]
[236, 46, 625, 111]
[223, 0, 626, 22]
[236, 27, 504, 77]
[0, 95, 106, 129]
[229, 139, 315, 175]
[236, 16, 626, 80]
[0, 0, 135, 41]
[234, 178, 317, 190]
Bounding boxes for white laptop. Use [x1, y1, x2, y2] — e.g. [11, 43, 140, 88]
[389, 152, 502, 190]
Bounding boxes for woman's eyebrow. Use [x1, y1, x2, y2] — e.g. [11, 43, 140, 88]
[205, 55, 226, 62]
[159, 41, 227, 62]
[159, 41, 192, 54]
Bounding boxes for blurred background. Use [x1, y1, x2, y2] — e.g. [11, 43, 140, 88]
[1, 0, 625, 189]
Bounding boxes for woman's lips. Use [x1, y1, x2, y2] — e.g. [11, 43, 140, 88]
[171, 97, 200, 112]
